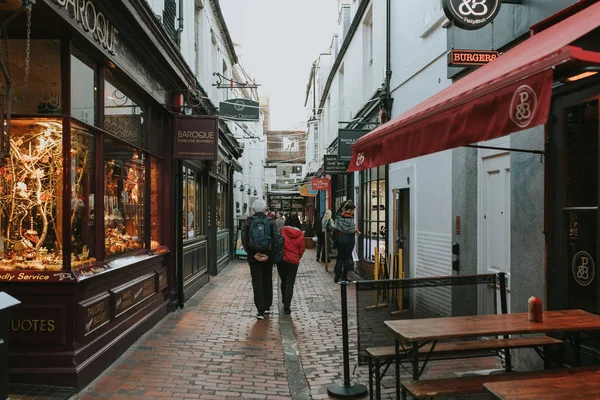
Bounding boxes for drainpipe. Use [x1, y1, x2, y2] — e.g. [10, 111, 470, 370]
[177, 0, 184, 47]
[312, 63, 317, 117]
[381, 0, 393, 122]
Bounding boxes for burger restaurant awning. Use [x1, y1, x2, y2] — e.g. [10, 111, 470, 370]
[348, 0, 600, 172]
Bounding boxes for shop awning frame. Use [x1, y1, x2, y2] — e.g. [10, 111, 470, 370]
[348, 1, 600, 172]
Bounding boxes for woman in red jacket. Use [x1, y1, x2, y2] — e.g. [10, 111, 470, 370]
[277, 214, 306, 315]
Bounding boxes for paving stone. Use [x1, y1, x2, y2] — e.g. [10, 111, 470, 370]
[72, 250, 500, 400]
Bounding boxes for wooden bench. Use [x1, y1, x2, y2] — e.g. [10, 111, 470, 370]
[401, 365, 600, 399]
[367, 336, 563, 400]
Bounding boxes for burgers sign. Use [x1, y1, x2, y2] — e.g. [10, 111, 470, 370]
[442, 0, 502, 30]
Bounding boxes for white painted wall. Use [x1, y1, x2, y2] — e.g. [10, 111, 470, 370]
[387, 0, 452, 299]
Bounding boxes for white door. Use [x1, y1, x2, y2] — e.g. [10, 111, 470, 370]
[480, 152, 511, 313]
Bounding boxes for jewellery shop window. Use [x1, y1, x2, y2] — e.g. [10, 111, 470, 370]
[182, 166, 204, 240]
[104, 138, 145, 257]
[362, 166, 386, 262]
[0, 40, 61, 114]
[0, 118, 64, 271]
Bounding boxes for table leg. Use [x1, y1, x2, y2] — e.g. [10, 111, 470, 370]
[574, 332, 582, 367]
[411, 341, 419, 381]
[395, 339, 400, 400]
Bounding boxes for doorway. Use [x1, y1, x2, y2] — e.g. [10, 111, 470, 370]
[548, 93, 599, 315]
[393, 188, 410, 280]
[479, 150, 511, 313]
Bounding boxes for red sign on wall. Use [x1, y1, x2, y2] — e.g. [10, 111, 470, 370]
[312, 178, 330, 191]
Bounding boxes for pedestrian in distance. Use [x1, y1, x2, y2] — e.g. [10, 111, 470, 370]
[277, 214, 305, 315]
[334, 201, 360, 283]
[276, 212, 285, 232]
[243, 200, 279, 320]
[320, 209, 334, 262]
[314, 214, 324, 262]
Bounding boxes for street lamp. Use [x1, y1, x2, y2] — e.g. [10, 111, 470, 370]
[234, 180, 246, 192]
[247, 186, 258, 196]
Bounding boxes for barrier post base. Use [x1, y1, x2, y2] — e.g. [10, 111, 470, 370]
[327, 382, 368, 398]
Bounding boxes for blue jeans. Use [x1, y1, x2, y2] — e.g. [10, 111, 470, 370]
[334, 233, 354, 280]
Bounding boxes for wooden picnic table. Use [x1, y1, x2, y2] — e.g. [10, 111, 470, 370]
[384, 309, 600, 392]
[484, 369, 600, 399]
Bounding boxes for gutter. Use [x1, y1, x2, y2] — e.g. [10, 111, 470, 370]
[317, 0, 371, 114]
[210, 0, 239, 64]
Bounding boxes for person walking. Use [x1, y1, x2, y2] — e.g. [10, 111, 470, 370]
[277, 214, 305, 315]
[243, 200, 279, 320]
[334, 201, 360, 283]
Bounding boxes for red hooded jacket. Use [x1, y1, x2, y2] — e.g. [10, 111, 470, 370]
[281, 226, 306, 265]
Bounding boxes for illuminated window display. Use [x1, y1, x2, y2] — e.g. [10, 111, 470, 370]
[150, 157, 161, 249]
[104, 138, 145, 257]
[71, 124, 96, 267]
[0, 119, 64, 271]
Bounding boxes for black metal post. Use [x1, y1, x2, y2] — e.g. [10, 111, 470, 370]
[328, 281, 368, 398]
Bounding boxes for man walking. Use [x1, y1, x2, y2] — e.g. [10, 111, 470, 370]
[243, 200, 279, 320]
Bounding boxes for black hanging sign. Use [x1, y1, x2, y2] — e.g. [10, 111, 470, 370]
[442, 0, 502, 30]
[324, 155, 349, 174]
[338, 129, 370, 161]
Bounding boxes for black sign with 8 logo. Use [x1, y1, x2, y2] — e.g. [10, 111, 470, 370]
[442, 0, 502, 30]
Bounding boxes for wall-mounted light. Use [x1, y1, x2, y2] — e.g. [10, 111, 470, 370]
[566, 71, 598, 82]
[247, 186, 258, 196]
[565, 67, 600, 83]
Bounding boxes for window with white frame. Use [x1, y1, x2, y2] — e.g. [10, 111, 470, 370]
[282, 137, 299, 152]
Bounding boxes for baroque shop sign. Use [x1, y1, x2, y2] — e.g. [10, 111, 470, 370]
[52, 0, 119, 55]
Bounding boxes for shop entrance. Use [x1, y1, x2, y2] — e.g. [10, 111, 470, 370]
[548, 90, 599, 316]
[479, 148, 511, 313]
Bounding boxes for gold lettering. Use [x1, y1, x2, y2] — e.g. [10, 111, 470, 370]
[65, 0, 76, 14]
[47, 320, 56, 332]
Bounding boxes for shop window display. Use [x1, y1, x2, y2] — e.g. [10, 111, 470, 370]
[362, 166, 386, 262]
[104, 138, 145, 257]
[150, 157, 161, 249]
[0, 119, 64, 271]
[71, 124, 96, 267]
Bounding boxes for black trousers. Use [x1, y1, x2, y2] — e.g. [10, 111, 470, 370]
[249, 260, 273, 314]
[334, 234, 355, 280]
[277, 261, 299, 310]
[316, 232, 325, 260]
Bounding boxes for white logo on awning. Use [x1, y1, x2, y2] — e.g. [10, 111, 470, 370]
[356, 153, 365, 166]
[510, 85, 538, 128]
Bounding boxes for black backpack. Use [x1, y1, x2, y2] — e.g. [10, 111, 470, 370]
[248, 216, 272, 253]
[273, 228, 285, 264]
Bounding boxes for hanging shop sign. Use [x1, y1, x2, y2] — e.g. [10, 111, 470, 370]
[312, 178, 330, 191]
[264, 166, 277, 184]
[448, 49, 499, 67]
[51, 0, 119, 55]
[338, 129, 370, 161]
[299, 183, 318, 197]
[174, 115, 219, 160]
[442, 0, 502, 30]
[219, 98, 260, 121]
[323, 154, 350, 174]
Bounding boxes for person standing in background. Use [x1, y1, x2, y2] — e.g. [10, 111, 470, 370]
[243, 200, 279, 320]
[314, 214, 324, 262]
[334, 201, 360, 283]
[277, 214, 305, 315]
[276, 212, 285, 232]
[321, 209, 334, 262]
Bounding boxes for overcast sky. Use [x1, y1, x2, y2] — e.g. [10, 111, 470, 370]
[220, 0, 339, 131]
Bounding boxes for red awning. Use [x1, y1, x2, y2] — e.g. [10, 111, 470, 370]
[349, 1, 600, 172]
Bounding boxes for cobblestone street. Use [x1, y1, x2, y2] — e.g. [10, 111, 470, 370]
[72, 250, 499, 400]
